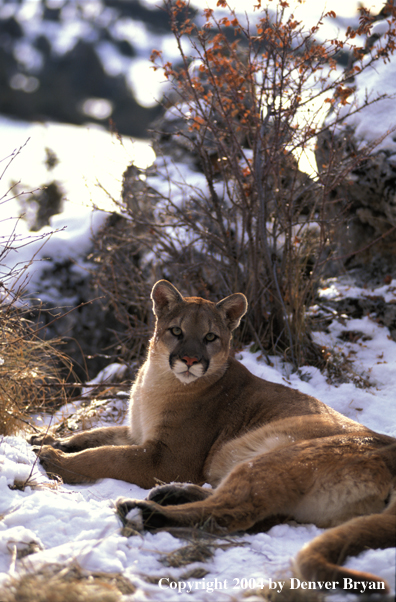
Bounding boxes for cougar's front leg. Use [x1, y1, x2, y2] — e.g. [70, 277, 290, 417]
[35, 439, 181, 487]
[30, 425, 131, 453]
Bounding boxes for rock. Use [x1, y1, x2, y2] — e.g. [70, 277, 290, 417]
[316, 127, 396, 277]
[315, 18, 396, 278]
[316, 282, 396, 342]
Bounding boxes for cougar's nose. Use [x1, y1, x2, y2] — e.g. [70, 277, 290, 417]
[182, 355, 199, 367]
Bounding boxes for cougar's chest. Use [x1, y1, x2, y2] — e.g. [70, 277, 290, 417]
[128, 359, 172, 443]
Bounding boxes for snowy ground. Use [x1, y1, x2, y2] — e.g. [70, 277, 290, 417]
[1, 276, 395, 601]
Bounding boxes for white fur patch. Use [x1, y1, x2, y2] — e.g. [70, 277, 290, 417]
[173, 359, 205, 383]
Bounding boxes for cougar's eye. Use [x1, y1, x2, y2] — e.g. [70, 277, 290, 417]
[170, 326, 182, 337]
[205, 332, 217, 342]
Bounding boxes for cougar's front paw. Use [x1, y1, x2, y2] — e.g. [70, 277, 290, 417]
[33, 445, 66, 480]
[29, 433, 71, 453]
[30, 433, 58, 447]
[33, 445, 92, 484]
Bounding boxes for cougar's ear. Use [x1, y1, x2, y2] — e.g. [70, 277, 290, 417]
[151, 280, 184, 318]
[216, 293, 248, 331]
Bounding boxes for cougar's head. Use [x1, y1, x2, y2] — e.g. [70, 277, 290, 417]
[150, 280, 247, 384]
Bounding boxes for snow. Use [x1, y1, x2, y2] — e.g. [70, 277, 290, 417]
[338, 56, 396, 155]
[1, 288, 395, 599]
[0, 117, 154, 293]
[330, 19, 396, 156]
[0, 117, 155, 210]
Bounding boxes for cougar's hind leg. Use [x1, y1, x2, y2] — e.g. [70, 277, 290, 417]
[116, 435, 395, 534]
[148, 483, 214, 506]
[116, 485, 214, 530]
[116, 446, 309, 533]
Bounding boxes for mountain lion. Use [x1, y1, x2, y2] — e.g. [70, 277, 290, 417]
[31, 280, 396, 592]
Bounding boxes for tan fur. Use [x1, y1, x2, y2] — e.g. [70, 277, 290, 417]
[31, 280, 396, 592]
[294, 492, 396, 592]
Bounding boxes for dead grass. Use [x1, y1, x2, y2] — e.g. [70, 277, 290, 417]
[161, 541, 214, 567]
[143, 567, 209, 586]
[0, 563, 135, 602]
[0, 304, 73, 437]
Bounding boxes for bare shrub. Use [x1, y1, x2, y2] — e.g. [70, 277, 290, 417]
[92, 211, 154, 362]
[95, 0, 396, 367]
[0, 149, 73, 435]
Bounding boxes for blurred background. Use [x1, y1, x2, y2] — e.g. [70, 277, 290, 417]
[0, 0, 386, 136]
[0, 0, 386, 209]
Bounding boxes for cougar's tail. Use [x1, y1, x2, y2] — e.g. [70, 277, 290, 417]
[295, 494, 396, 593]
